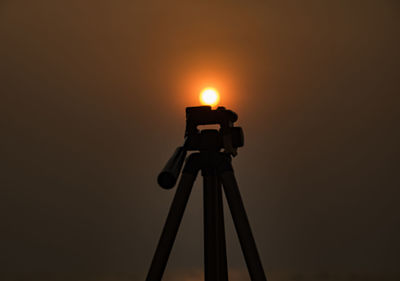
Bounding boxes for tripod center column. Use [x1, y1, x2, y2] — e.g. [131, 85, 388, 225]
[202, 152, 228, 281]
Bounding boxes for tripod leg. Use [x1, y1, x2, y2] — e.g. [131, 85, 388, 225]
[216, 177, 229, 281]
[203, 174, 228, 281]
[146, 170, 198, 281]
[220, 171, 267, 281]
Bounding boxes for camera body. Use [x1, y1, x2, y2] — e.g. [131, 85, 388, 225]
[184, 106, 244, 154]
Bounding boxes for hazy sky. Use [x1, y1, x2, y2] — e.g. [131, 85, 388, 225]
[1, 0, 399, 279]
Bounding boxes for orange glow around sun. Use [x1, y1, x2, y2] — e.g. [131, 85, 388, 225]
[175, 63, 240, 109]
[200, 87, 220, 106]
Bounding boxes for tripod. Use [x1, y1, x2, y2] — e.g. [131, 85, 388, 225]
[146, 150, 267, 281]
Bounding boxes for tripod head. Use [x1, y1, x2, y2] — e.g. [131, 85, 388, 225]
[158, 106, 244, 189]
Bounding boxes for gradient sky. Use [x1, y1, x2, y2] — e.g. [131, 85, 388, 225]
[1, 1, 399, 279]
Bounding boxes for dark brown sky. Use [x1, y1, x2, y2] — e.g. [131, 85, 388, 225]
[1, 0, 399, 279]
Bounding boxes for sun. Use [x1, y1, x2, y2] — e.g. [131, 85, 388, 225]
[199, 87, 220, 106]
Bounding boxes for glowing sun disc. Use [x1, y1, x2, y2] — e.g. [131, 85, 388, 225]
[200, 88, 220, 106]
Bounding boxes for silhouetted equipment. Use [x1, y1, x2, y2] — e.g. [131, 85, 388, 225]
[158, 106, 244, 190]
[157, 146, 187, 189]
[146, 106, 267, 281]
